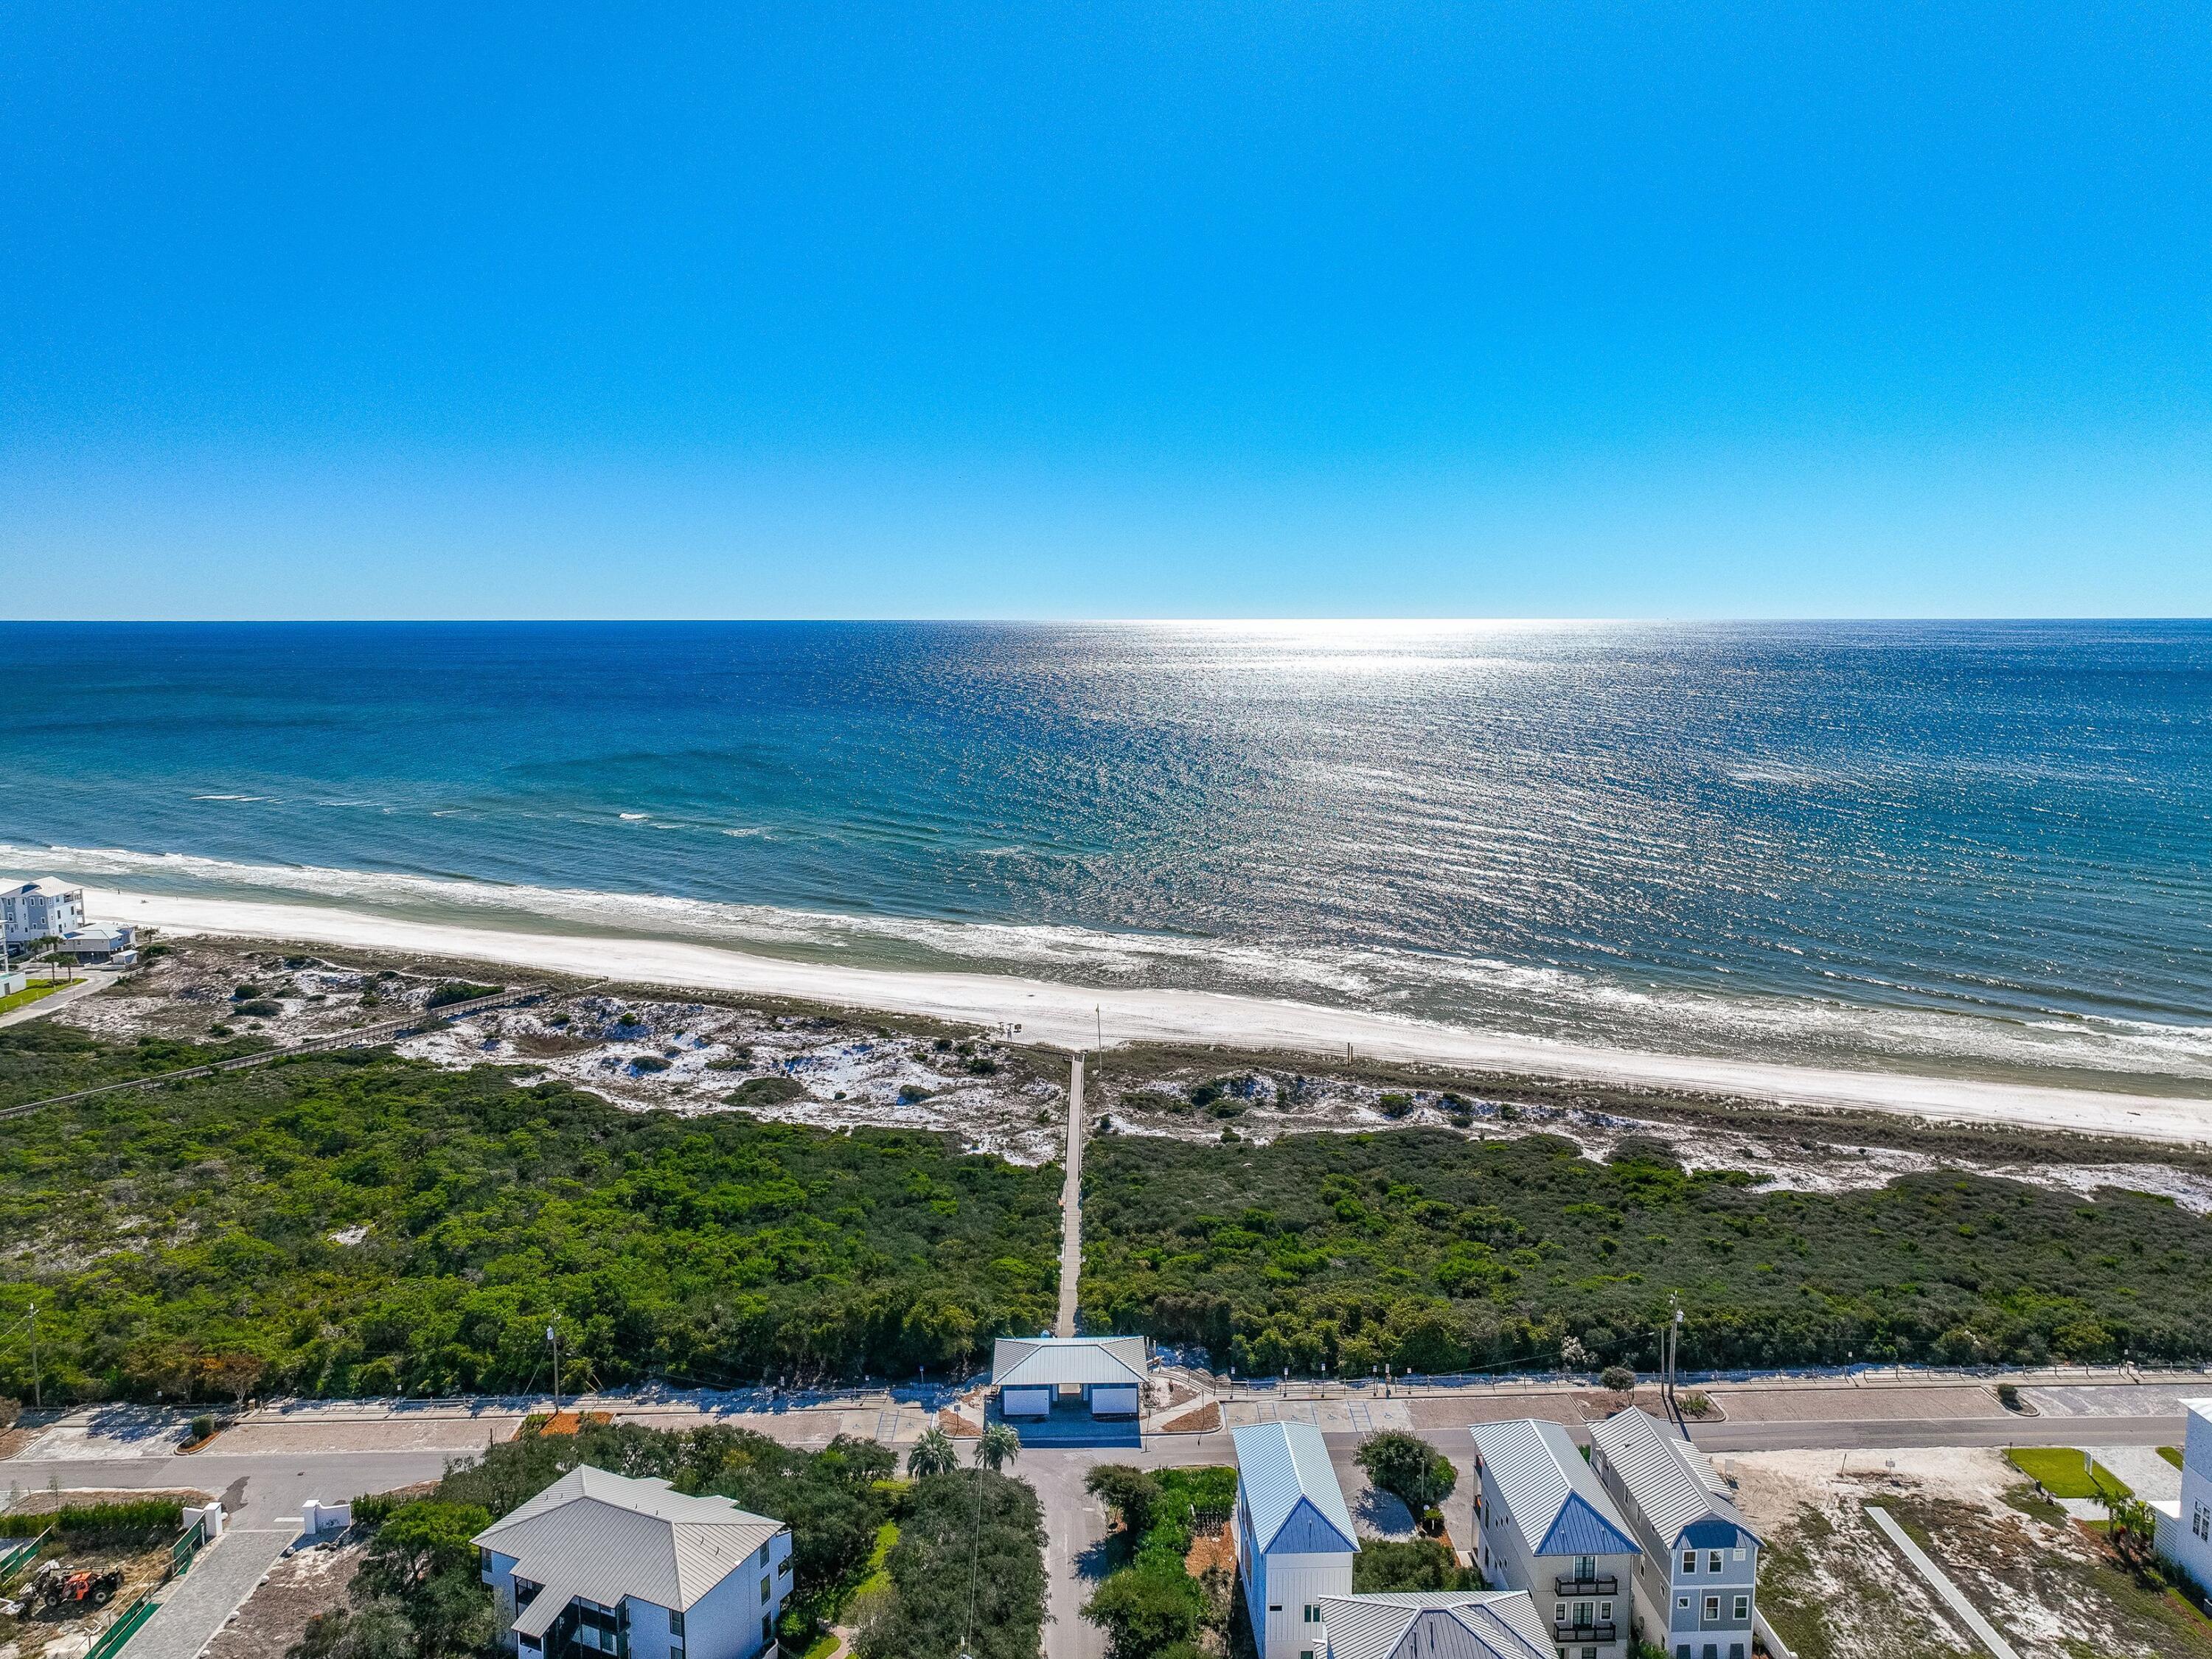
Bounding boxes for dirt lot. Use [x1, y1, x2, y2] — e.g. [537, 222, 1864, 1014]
[199, 1540, 361, 1659]
[1733, 1446, 2212, 1658]
[0, 1490, 207, 1659]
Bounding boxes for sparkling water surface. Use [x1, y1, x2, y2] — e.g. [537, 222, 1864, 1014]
[2, 620, 2207, 1087]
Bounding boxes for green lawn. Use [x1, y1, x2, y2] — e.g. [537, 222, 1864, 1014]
[2162, 1446, 2185, 1470]
[2003, 1446, 2132, 1499]
[0, 981, 68, 1016]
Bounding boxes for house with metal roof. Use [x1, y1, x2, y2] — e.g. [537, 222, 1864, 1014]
[1314, 1591, 1555, 1659]
[1588, 1408, 1761, 1659]
[1469, 1419, 1640, 1659]
[1232, 1421, 1360, 1659]
[473, 1467, 792, 1659]
[2153, 1399, 2212, 1607]
[990, 1334, 1148, 1419]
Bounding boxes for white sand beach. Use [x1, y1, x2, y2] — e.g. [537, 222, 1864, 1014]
[94, 884, 2212, 1146]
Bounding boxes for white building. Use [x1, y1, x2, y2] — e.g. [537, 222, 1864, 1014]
[473, 1467, 792, 1659]
[1470, 1419, 1641, 1659]
[1, 880, 86, 947]
[990, 1334, 1147, 1419]
[1315, 1591, 1555, 1659]
[2154, 1397, 2212, 1596]
[1588, 1409, 1761, 1659]
[1233, 1420, 1360, 1659]
[0, 967, 26, 998]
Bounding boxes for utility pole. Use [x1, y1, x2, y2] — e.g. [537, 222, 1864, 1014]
[547, 1320, 560, 1415]
[28, 1303, 40, 1411]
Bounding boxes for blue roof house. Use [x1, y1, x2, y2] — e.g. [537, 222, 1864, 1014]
[1470, 1420, 1641, 1659]
[1233, 1422, 1361, 1659]
[1589, 1408, 1762, 1659]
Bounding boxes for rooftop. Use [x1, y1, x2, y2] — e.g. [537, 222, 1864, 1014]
[473, 1466, 784, 1618]
[990, 1334, 1147, 1389]
[1317, 1592, 1554, 1659]
[1470, 1419, 1639, 1559]
[1, 878, 80, 899]
[1590, 1407, 1759, 1548]
[1231, 1419, 1358, 1554]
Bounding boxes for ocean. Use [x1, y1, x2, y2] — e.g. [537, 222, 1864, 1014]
[2, 620, 2208, 1091]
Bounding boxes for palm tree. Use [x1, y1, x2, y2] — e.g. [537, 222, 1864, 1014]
[973, 1421, 1021, 1473]
[906, 1426, 959, 1478]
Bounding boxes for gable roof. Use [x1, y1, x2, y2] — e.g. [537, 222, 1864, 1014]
[991, 1335, 1147, 1388]
[1590, 1407, 1759, 1549]
[1469, 1419, 1638, 1559]
[1318, 1592, 1554, 1659]
[473, 1466, 784, 1613]
[1232, 1420, 1359, 1554]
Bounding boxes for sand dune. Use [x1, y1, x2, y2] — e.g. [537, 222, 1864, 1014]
[94, 885, 2212, 1146]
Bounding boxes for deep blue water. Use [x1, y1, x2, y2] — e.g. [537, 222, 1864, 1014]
[2, 620, 2208, 1085]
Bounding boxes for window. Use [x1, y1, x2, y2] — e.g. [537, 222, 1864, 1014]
[668, 1612, 683, 1636]
[1269, 1604, 1282, 1614]
[778, 1558, 791, 1577]
[1677, 1596, 1691, 1612]
[1733, 1596, 1749, 1621]
[1708, 1550, 1723, 1573]
[1555, 1603, 1567, 1622]
[760, 1614, 771, 1644]
[1704, 1596, 1720, 1620]
[1599, 1602, 1613, 1621]
[1304, 1606, 1321, 1624]
[1681, 1550, 1697, 1573]
[1732, 1548, 1747, 1562]
[1674, 1647, 1689, 1659]
[1702, 1646, 1717, 1659]
[1730, 1647, 1745, 1659]
[760, 1576, 771, 1601]
[1575, 1554, 1596, 1579]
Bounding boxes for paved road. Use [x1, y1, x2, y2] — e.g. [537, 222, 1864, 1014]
[0, 970, 117, 1029]
[1054, 1054, 1085, 1338]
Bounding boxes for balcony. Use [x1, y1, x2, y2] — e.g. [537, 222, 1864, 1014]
[1554, 1573, 1618, 1596]
[1553, 1621, 1618, 1644]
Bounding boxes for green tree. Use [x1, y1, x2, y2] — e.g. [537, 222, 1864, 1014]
[1084, 1464, 1164, 1538]
[974, 1421, 1021, 1472]
[1081, 1565, 1208, 1659]
[906, 1427, 959, 1478]
[1356, 1430, 1456, 1512]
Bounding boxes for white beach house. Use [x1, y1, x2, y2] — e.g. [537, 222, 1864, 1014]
[1314, 1592, 1556, 1659]
[2154, 1397, 2212, 1596]
[990, 1334, 1147, 1419]
[1470, 1419, 1641, 1659]
[1233, 1420, 1360, 1659]
[1588, 1408, 1761, 1659]
[473, 1467, 792, 1659]
[1, 879, 86, 947]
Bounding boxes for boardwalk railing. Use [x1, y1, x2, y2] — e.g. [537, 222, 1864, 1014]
[0, 986, 546, 1122]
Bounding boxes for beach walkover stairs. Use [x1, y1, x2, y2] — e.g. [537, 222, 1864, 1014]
[0, 985, 547, 1123]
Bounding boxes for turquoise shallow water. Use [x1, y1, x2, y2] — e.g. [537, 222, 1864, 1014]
[1, 620, 2208, 1086]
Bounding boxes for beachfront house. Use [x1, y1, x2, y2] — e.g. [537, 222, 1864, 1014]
[473, 1467, 792, 1659]
[0, 879, 86, 947]
[1588, 1408, 1761, 1659]
[990, 1334, 1148, 1419]
[1314, 1591, 1556, 1659]
[1470, 1419, 1641, 1659]
[1233, 1420, 1360, 1659]
[2154, 1397, 2212, 1596]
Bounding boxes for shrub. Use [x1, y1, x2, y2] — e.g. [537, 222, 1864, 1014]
[232, 983, 261, 1000]
[1082, 1564, 1206, 1659]
[235, 999, 282, 1018]
[1601, 1366, 1637, 1394]
[0, 1498, 182, 1540]
[726, 1075, 808, 1107]
[897, 1085, 931, 1105]
[208, 1023, 234, 1037]
[964, 1056, 998, 1077]
[630, 1055, 671, 1074]
[1997, 1382, 2021, 1409]
[1378, 1093, 1416, 1119]
[426, 983, 499, 1009]
[546, 1012, 571, 1028]
[1083, 1466, 1164, 1537]
[1352, 1537, 1475, 1592]
[1678, 1391, 1714, 1418]
[190, 1411, 219, 1441]
[1357, 1430, 1457, 1511]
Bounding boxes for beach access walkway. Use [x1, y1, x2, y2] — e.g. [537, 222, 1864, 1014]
[1055, 1053, 1085, 1337]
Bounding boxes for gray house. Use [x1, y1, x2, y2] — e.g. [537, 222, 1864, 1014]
[1469, 1419, 1640, 1659]
[474, 1467, 792, 1659]
[1588, 1408, 1761, 1659]
[1315, 1592, 1554, 1659]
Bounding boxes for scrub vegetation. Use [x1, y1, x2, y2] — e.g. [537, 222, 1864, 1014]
[1079, 1130, 2212, 1374]
[0, 1031, 1060, 1402]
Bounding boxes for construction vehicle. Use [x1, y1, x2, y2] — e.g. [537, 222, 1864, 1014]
[20, 1559, 124, 1615]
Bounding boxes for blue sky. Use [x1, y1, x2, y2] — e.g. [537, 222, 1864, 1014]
[4, 2, 2208, 619]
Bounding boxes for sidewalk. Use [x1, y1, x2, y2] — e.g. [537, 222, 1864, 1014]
[129, 1527, 293, 1659]
[0, 970, 116, 1029]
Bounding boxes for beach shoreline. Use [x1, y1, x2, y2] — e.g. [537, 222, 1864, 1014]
[88, 884, 2212, 1147]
